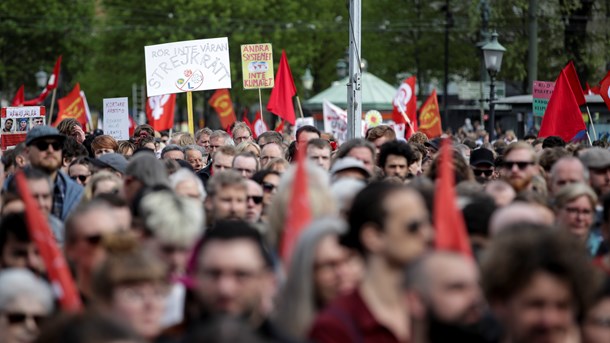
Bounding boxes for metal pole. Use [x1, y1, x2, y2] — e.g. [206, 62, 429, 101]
[489, 76, 496, 141]
[347, 0, 362, 139]
[442, 0, 450, 130]
[527, 0, 538, 93]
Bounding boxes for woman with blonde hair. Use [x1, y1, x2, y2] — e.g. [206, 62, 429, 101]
[82, 171, 123, 202]
[553, 182, 598, 254]
[235, 141, 261, 158]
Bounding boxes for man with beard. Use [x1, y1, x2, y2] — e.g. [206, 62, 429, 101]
[24, 126, 83, 221]
[192, 220, 293, 342]
[499, 142, 539, 193]
[404, 252, 498, 343]
[309, 182, 433, 342]
[204, 170, 248, 227]
[482, 224, 601, 343]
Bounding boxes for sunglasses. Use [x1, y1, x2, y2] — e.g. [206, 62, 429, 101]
[502, 161, 534, 170]
[262, 182, 277, 193]
[70, 174, 91, 182]
[473, 169, 493, 177]
[4, 312, 46, 326]
[33, 140, 62, 151]
[248, 195, 264, 204]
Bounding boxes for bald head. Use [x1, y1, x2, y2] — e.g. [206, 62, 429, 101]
[489, 203, 555, 236]
[549, 157, 588, 195]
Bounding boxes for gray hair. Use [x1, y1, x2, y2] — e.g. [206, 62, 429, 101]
[0, 269, 54, 313]
[169, 169, 206, 201]
[274, 217, 348, 337]
[139, 190, 205, 247]
[210, 130, 235, 147]
[184, 144, 208, 157]
[161, 144, 185, 159]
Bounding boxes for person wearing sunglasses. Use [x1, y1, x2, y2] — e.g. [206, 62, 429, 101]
[470, 148, 496, 183]
[310, 183, 433, 343]
[245, 180, 264, 224]
[22, 126, 84, 221]
[0, 268, 54, 343]
[499, 142, 539, 193]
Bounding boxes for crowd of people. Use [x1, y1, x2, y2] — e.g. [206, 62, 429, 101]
[0, 117, 609, 343]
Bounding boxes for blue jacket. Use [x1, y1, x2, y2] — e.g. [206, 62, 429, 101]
[56, 170, 83, 221]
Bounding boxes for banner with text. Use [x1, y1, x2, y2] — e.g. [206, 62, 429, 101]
[103, 98, 130, 140]
[145, 37, 231, 97]
[533, 81, 555, 117]
[1, 107, 46, 150]
[241, 43, 274, 89]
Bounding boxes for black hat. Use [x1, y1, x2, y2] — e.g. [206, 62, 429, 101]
[470, 148, 495, 167]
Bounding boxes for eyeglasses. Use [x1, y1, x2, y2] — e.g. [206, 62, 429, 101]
[70, 174, 91, 182]
[33, 140, 62, 151]
[3, 312, 46, 326]
[502, 161, 534, 170]
[262, 182, 277, 193]
[473, 169, 493, 177]
[248, 195, 263, 204]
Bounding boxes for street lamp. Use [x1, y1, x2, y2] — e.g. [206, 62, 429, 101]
[302, 67, 314, 92]
[35, 68, 48, 88]
[481, 31, 506, 141]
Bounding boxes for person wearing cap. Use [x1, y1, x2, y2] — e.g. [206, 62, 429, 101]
[123, 153, 170, 204]
[470, 148, 495, 183]
[95, 153, 128, 178]
[579, 148, 610, 200]
[330, 157, 372, 183]
[22, 125, 83, 221]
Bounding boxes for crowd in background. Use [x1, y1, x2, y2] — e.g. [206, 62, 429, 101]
[0, 117, 609, 343]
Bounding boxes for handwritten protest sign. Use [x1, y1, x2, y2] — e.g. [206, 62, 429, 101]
[145, 37, 231, 97]
[241, 43, 274, 89]
[533, 81, 555, 117]
[1, 106, 46, 150]
[103, 98, 129, 140]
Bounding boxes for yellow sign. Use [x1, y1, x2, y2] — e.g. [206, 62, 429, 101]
[241, 43, 274, 90]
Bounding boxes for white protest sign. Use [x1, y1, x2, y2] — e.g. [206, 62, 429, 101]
[103, 97, 130, 140]
[145, 37, 231, 97]
[323, 100, 348, 144]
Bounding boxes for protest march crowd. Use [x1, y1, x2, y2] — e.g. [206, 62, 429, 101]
[1, 116, 610, 343]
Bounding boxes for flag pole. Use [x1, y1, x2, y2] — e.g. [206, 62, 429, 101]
[585, 105, 597, 140]
[47, 88, 58, 126]
[258, 88, 264, 116]
[186, 91, 194, 135]
[295, 95, 305, 118]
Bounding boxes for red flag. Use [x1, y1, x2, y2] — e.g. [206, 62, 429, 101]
[46, 56, 62, 91]
[53, 83, 88, 129]
[279, 145, 311, 266]
[209, 89, 237, 128]
[145, 94, 176, 131]
[267, 50, 297, 125]
[252, 111, 268, 139]
[393, 76, 417, 137]
[434, 139, 473, 257]
[275, 120, 284, 133]
[600, 71, 610, 111]
[11, 85, 25, 106]
[538, 68, 586, 141]
[14, 172, 82, 311]
[564, 61, 586, 106]
[418, 89, 442, 138]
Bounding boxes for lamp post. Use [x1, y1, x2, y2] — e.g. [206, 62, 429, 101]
[481, 31, 506, 141]
[302, 67, 314, 98]
[35, 68, 48, 89]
